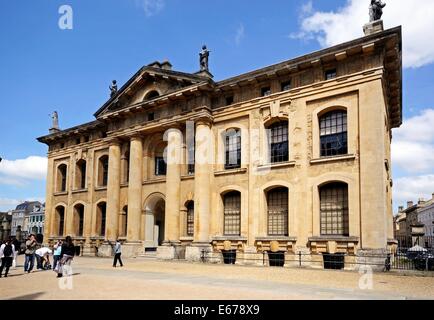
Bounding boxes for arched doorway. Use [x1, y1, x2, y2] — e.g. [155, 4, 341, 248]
[144, 193, 166, 248]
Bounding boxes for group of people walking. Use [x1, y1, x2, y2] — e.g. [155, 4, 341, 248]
[1, 235, 124, 278]
[0, 234, 77, 278]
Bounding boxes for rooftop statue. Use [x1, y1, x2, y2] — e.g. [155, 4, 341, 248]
[369, 0, 386, 22]
[109, 80, 118, 97]
[199, 45, 210, 72]
[50, 111, 59, 129]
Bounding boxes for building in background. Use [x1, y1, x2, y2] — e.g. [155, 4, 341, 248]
[11, 201, 42, 240]
[0, 211, 12, 241]
[27, 202, 45, 235]
[418, 195, 434, 237]
[394, 194, 434, 248]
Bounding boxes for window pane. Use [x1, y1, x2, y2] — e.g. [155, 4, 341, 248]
[320, 111, 348, 157]
[224, 192, 241, 236]
[269, 122, 289, 163]
[267, 188, 288, 236]
[320, 183, 349, 236]
[187, 202, 194, 236]
[225, 129, 241, 169]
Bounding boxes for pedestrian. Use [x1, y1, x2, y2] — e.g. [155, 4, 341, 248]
[52, 240, 62, 271]
[24, 234, 37, 273]
[35, 247, 53, 270]
[112, 239, 123, 268]
[56, 236, 75, 278]
[12, 237, 20, 269]
[0, 238, 16, 278]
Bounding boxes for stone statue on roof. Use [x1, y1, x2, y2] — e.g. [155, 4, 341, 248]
[369, 0, 386, 22]
[199, 45, 210, 72]
[50, 111, 59, 130]
[109, 80, 118, 97]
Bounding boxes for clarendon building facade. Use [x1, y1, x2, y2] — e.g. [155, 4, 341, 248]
[38, 26, 402, 268]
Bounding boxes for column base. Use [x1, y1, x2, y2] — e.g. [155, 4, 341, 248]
[97, 242, 114, 257]
[356, 248, 388, 272]
[81, 243, 97, 257]
[157, 242, 183, 260]
[122, 242, 143, 258]
[185, 243, 212, 262]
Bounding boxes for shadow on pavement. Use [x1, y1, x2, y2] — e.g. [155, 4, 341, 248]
[9, 292, 45, 300]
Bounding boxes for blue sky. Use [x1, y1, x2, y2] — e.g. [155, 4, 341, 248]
[1, 0, 434, 212]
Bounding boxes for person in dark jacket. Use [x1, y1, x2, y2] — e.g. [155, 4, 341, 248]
[56, 236, 75, 278]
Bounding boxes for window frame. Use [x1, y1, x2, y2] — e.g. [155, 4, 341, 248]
[267, 187, 289, 236]
[319, 110, 348, 157]
[268, 121, 289, 164]
[319, 182, 349, 237]
[223, 191, 241, 236]
[224, 129, 241, 170]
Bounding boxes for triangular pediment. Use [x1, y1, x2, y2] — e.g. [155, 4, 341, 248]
[94, 62, 211, 118]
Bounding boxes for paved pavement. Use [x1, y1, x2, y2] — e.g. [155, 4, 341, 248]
[2, 255, 433, 300]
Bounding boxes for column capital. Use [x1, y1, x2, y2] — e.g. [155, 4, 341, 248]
[128, 134, 143, 143]
[108, 138, 122, 147]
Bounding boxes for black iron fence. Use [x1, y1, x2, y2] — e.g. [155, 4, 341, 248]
[200, 250, 392, 271]
[199, 239, 434, 272]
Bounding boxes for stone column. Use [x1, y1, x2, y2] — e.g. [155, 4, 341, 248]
[186, 119, 213, 261]
[123, 136, 143, 258]
[105, 140, 121, 243]
[164, 127, 182, 243]
[44, 157, 54, 242]
[127, 136, 143, 242]
[157, 127, 182, 260]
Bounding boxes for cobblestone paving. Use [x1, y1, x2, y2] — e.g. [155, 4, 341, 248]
[2, 256, 433, 300]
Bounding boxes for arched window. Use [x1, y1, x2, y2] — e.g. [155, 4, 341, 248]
[267, 187, 288, 236]
[98, 155, 109, 187]
[320, 182, 349, 236]
[223, 191, 241, 236]
[97, 202, 107, 237]
[74, 204, 85, 237]
[186, 201, 194, 236]
[75, 160, 87, 190]
[225, 129, 241, 169]
[55, 206, 65, 236]
[57, 164, 67, 192]
[121, 205, 128, 237]
[319, 110, 347, 157]
[268, 121, 289, 163]
[144, 90, 160, 100]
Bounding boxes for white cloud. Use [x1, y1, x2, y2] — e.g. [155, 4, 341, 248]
[292, 0, 434, 68]
[394, 175, 434, 208]
[0, 156, 47, 186]
[392, 109, 434, 173]
[135, 0, 165, 17]
[392, 109, 434, 208]
[235, 23, 245, 46]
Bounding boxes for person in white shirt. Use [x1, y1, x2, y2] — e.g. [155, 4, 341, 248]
[35, 247, 52, 270]
[0, 239, 16, 278]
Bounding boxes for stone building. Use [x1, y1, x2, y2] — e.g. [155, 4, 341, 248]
[38, 24, 402, 268]
[11, 201, 41, 239]
[418, 195, 434, 238]
[0, 211, 12, 241]
[27, 202, 45, 235]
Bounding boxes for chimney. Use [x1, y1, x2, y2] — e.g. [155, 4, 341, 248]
[407, 201, 414, 208]
[432, 193, 434, 200]
[161, 60, 172, 70]
[418, 198, 426, 205]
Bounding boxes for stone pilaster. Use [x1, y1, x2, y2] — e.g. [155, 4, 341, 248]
[105, 140, 121, 242]
[127, 136, 143, 242]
